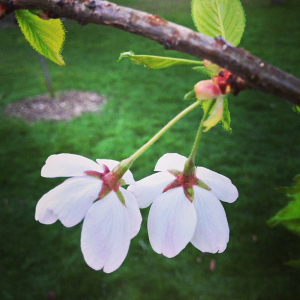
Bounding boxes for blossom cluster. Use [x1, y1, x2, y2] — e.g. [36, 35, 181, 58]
[36, 153, 238, 273]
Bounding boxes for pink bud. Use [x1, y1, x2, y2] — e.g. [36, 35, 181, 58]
[194, 80, 221, 101]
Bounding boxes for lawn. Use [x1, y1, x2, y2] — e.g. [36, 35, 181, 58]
[1, 0, 300, 299]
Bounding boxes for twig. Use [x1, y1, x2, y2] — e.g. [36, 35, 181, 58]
[1, 0, 300, 105]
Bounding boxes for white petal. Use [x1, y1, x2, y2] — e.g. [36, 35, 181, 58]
[128, 172, 174, 208]
[42, 154, 103, 178]
[148, 188, 196, 258]
[121, 187, 142, 239]
[96, 159, 119, 170]
[196, 167, 238, 203]
[81, 193, 131, 273]
[191, 187, 229, 253]
[96, 159, 135, 184]
[122, 169, 135, 185]
[35, 207, 58, 224]
[35, 176, 102, 227]
[154, 153, 187, 171]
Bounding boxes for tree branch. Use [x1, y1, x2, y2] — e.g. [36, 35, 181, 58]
[2, 0, 300, 105]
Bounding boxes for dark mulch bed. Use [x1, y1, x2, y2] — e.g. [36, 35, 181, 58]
[5, 91, 106, 122]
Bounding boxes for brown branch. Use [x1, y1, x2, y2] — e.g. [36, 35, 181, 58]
[1, 0, 300, 105]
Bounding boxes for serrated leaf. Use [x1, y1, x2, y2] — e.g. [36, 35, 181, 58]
[15, 10, 65, 66]
[268, 175, 300, 235]
[191, 0, 245, 46]
[119, 51, 202, 69]
[192, 66, 213, 77]
[276, 175, 300, 198]
[293, 105, 300, 114]
[221, 96, 232, 133]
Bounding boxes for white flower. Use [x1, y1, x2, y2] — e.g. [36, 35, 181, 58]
[128, 153, 238, 258]
[35, 153, 142, 273]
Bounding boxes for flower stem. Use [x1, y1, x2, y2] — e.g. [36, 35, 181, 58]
[125, 101, 201, 166]
[185, 99, 216, 170]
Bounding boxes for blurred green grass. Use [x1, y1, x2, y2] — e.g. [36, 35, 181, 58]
[1, 0, 300, 299]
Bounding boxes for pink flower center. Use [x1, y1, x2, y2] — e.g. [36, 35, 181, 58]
[85, 165, 121, 200]
[163, 169, 211, 202]
[163, 172, 198, 192]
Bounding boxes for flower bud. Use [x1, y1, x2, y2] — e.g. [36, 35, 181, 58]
[194, 80, 222, 101]
[212, 69, 232, 95]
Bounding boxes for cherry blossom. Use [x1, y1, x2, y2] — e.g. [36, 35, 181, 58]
[35, 153, 142, 273]
[128, 153, 238, 258]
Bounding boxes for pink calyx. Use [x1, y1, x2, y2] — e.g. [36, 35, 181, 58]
[163, 170, 210, 202]
[85, 164, 122, 201]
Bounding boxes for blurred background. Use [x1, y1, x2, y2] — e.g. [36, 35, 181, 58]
[1, 0, 300, 299]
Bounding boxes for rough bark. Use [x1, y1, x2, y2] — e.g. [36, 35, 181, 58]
[1, 0, 300, 105]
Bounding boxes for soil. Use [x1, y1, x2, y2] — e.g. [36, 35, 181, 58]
[4, 91, 106, 123]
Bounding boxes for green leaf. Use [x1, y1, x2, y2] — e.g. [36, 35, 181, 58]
[192, 66, 214, 77]
[221, 96, 232, 133]
[285, 260, 300, 268]
[15, 10, 65, 66]
[201, 99, 214, 114]
[276, 175, 300, 198]
[203, 97, 223, 132]
[191, 0, 246, 46]
[293, 105, 300, 114]
[184, 90, 196, 101]
[119, 51, 202, 69]
[268, 175, 300, 235]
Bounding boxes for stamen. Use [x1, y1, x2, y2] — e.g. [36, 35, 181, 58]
[84, 170, 103, 178]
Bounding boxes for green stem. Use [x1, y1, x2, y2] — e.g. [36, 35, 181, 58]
[185, 99, 216, 172]
[123, 101, 201, 168]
